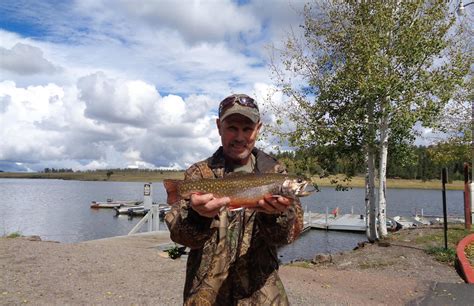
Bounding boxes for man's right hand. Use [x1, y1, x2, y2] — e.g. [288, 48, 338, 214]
[190, 193, 230, 218]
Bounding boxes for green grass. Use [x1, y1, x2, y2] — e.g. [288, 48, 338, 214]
[426, 246, 457, 263]
[312, 175, 464, 191]
[406, 225, 474, 265]
[413, 226, 473, 247]
[388, 225, 474, 265]
[5, 231, 22, 238]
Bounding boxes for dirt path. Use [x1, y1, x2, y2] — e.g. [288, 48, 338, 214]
[0, 230, 464, 305]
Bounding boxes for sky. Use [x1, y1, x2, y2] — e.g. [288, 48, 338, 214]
[0, 0, 306, 172]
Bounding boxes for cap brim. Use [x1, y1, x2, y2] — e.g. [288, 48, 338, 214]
[220, 104, 260, 123]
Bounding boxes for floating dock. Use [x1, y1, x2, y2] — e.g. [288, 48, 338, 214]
[90, 199, 142, 209]
[304, 212, 366, 232]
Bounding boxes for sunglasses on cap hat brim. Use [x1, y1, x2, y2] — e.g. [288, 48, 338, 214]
[218, 95, 259, 117]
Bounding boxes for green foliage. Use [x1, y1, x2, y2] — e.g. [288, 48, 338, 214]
[274, 143, 469, 181]
[415, 225, 474, 264]
[426, 246, 457, 264]
[6, 231, 22, 238]
[164, 244, 186, 259]
[269, 0, 470, 177]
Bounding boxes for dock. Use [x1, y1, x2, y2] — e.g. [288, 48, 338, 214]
[304, 212, 366, 232]
[303, 210, 466, 232]
[90, 199, 142, 208]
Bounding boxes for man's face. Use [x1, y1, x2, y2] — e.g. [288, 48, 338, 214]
[217, 114, 262, 165]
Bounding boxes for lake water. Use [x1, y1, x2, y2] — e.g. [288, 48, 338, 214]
[0, 178, 465, 263]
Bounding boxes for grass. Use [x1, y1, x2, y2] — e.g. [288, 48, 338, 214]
[390, 225, 474, 265]
[426, 246, 457, 263]
[311, 175, 464, 190]
[4, 231, 22, 238]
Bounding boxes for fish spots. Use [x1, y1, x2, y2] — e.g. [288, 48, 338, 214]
[163, 173, 312, 208]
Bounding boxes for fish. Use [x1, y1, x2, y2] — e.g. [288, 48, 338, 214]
[163, 172, 313, 209]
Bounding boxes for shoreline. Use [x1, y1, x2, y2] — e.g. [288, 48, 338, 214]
[0, 172, 465, 190]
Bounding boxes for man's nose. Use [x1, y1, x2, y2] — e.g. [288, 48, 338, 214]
[235, 129, 245, 141]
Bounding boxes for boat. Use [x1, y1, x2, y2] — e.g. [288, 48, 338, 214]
[115, 204, 171, 218]
[90, 199, 143, 209]
[386, 218, 402, 232]
[114, 206, 147, 216]
[415, 214, 465, 225]
[304, 212, 366, 232]
[392, 216, 425, 229]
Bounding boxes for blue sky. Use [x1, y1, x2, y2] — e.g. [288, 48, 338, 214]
[0, 0, 305, 171]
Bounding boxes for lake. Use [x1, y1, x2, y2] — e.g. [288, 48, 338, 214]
[0, 178, 465, 263]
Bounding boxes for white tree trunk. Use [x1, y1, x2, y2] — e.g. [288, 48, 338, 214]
[365, 103, 378, 242]
[365, 154, 370, 237]
[366, 147, 378, 242]
[378, 114, 389, 237]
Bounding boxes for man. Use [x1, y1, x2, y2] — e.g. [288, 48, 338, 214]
[165, 94, 304, 305]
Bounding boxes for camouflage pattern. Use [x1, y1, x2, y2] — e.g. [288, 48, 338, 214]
[165, 147, 304, 305]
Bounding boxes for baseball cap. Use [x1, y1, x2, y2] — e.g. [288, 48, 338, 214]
[218, 94, 260, 123]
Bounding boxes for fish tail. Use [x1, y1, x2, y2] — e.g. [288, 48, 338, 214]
[163, 179, 183, 204]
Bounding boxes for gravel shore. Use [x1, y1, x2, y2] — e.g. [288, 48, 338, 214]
[0, 229, 465, 305]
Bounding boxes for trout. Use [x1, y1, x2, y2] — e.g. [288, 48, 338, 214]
[163, 172, 312, 209]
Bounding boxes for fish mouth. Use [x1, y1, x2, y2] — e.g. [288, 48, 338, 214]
[296, 182, 313, 197]
[296, 182, 320, 197]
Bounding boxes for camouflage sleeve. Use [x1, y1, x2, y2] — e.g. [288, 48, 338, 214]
[164, 164, 217, 249]
[256, 199, 304, 246]
[255, 160, 304, 246]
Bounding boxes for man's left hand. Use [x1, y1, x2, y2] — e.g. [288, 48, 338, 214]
[255, 195, 293, 214]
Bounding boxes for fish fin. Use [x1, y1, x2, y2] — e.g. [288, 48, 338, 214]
[163, 179, 183, 204]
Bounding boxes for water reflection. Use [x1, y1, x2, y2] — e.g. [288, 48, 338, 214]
[278, 230, 366, 264]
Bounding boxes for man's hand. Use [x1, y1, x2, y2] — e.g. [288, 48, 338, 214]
[255, 195, 294, 214]
[190, 193, 230, 218]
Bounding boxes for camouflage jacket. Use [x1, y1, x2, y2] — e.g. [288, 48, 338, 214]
[165, 147, 304, 305]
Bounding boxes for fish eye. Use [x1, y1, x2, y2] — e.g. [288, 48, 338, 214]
[297, 178, 303, 183]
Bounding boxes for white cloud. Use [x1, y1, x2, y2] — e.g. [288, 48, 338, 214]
[0, 71, 223, 171]
[76, 0, 260, 44]
[0, 43, 60, 75]
[0, 0, 310, 172]
[78, 72, 160, 125]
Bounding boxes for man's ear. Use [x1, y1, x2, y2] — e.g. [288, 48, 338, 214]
[256, 121, 262, 132]
[216, 118, 222, 136]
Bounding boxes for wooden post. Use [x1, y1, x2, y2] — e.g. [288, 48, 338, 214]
[464, 163, 472, 230]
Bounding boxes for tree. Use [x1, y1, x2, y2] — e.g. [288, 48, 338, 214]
[268, 0, 470, 241]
